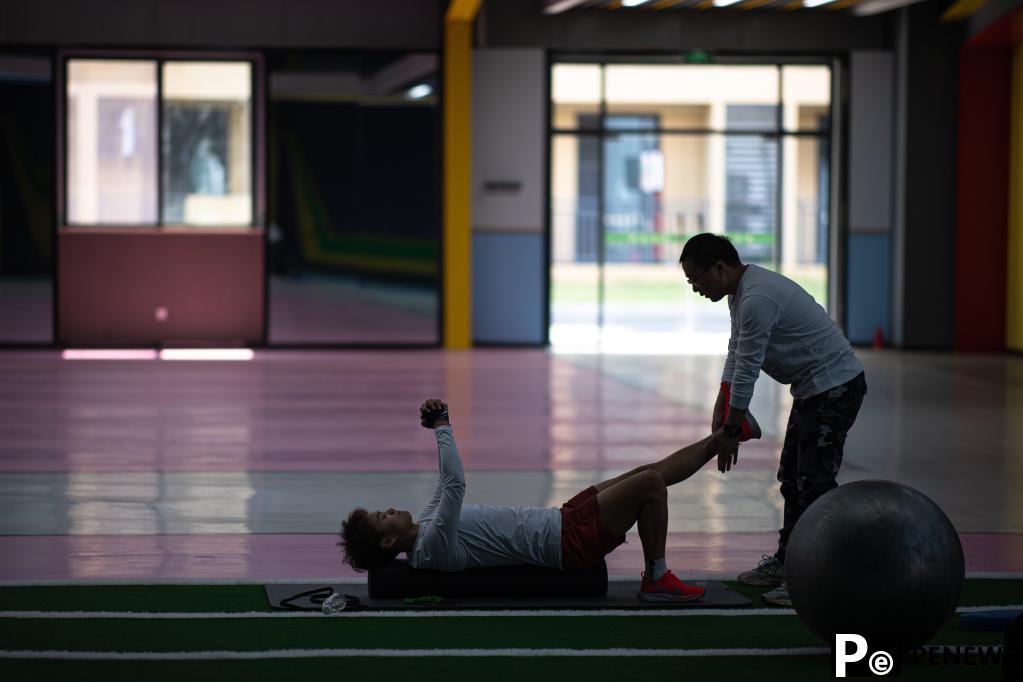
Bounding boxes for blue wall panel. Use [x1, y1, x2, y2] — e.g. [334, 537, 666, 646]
[472, 232, 545, 344]
[847, 232, 892, 345]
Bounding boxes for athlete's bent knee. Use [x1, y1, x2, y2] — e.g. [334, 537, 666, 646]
[638, 468, 667, 500]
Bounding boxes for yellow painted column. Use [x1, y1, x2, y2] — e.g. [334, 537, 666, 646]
[443, 0, 480, 349]
[1008, 44, 1023, 351]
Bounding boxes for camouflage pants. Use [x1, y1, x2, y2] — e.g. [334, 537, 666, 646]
[776, 372, 867, 563]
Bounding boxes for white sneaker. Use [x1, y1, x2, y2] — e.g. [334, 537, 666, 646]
[762, 582, 791, 607]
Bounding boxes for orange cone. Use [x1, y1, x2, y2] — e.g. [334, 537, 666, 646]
[873, 326, 884, 350]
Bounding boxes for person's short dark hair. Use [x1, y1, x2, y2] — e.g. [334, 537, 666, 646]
[679, 233, 742, 269]
[338, 507, 398, 572]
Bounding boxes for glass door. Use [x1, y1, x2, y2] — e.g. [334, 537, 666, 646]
[550, 61, 832, 353]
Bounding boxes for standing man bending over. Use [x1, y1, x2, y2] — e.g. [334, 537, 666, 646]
[338, 398, 761, 603]
[680, 233, 866, 606]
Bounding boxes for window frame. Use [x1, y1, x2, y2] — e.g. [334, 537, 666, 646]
[57, 50, 265, 233]
[545, 53, 845, 344]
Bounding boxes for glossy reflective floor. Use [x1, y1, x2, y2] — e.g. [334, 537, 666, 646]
[0, 349, 1021, 582]
[267, 276, 437, 344]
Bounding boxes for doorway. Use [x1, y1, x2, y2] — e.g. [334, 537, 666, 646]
[549, 61, 833, 353]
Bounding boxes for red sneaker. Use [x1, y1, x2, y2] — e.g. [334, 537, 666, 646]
[637, 570, 706, 603]
[721, 382, 762, 442]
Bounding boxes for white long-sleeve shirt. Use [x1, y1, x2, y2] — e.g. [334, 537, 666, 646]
[722, 264, 863, 410]
[406, 426, 563, 571]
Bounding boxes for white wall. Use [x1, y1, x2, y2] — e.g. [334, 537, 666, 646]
[471, 48, 547, 344]
[846, 51, 895, 344]
[472, 48, 545, 234]
[849, 51, 895, 235]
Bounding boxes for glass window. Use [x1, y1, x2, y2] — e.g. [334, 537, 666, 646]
[550, 132, 600, 347]
[162, 61, 252, 226]
[600, 132, 729, 347]
[782, 65, 830, 132]
[549, 60, 832, 353]
[780, 135, 830, 305]
[267, 53, 439, 344]
[604, 64, 778, 132]
[66, 59, 158, 224]
[65, 58, 255, 228]
[0, 54, 54, 343]
[551, 64, 601, 131]
[724, 106, 778, 264]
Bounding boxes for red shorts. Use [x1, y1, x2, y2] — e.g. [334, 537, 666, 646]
[560, 486, 625, 571]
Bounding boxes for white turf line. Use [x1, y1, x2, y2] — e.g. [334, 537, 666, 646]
[0, 577, 372, 587]
[0, 608, 797, 619]
[0, 571, 1019, 586]
[0, 647, 835, 660]
[0, 605, 1019, 620]
[0, 646, 1006, 661]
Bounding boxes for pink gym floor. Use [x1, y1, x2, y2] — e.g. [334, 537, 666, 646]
[0, 349, 1021, 582]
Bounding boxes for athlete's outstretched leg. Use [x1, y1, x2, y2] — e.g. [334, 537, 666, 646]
[594, 435, 717, 493]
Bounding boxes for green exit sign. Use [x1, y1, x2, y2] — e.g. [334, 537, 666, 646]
[684, 50, 712, 64]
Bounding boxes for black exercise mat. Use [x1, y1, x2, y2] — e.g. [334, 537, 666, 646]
[369, 559, 608, 598]
[266, 581, 751, 611]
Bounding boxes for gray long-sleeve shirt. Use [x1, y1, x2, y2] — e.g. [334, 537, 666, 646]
[406, 426, 563, 571]
[722, 264, 863, 410]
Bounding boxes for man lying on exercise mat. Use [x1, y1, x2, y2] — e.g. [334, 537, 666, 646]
[338, 399, 760, 603]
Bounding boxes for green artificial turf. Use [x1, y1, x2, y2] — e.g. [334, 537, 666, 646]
[1, 579, 1019, 614]
[727, 578, 1023, 609]
[0, 653, 1006, 682]
[0, 585, 268, 614]
[0, 579, 1015, 682]
[0, 612, 1004, 654]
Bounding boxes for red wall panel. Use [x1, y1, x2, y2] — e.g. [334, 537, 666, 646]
[954, 48, 1011, 352]
[58, 230, 264, 345]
